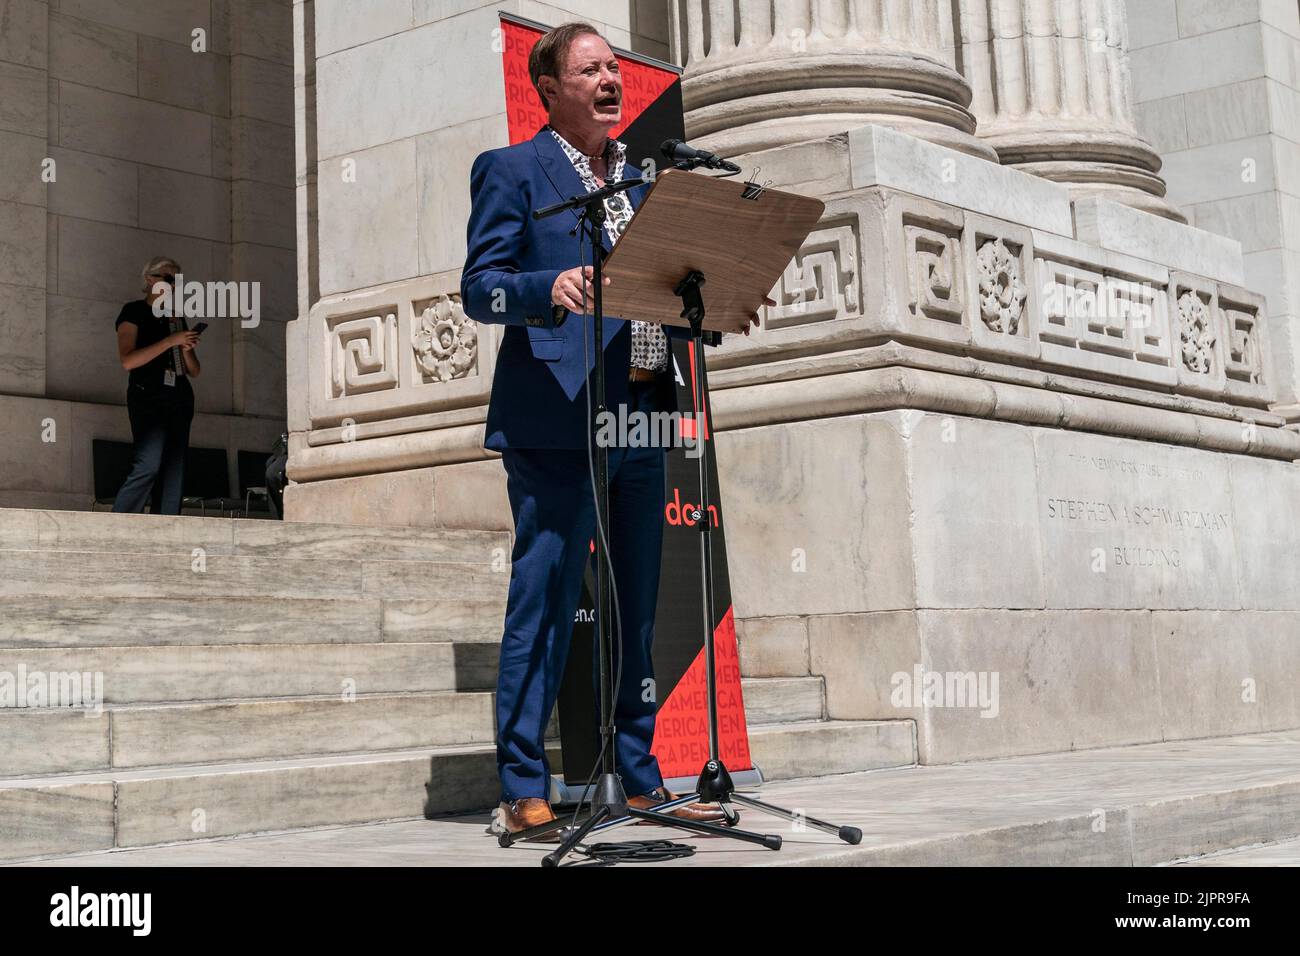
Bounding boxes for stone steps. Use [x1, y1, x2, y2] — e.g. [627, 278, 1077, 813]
[748, 718, 916, 779]
[15, 730, 1294, 868]
[0, 641, 499, 704]
[0, 691, 499, 776]
[0, 549, 508, 601]
[0, 507, 508, 563]
[741, 676, 824, 725]
[0, 718, 914, 863]
[0, 595, 506, 647]
[0, 508, 911, 864]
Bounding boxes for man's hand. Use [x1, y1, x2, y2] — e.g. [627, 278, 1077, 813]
[169, 330, 200, 350]
[731, 296, 776, 336]
[551, 266, 610, 314]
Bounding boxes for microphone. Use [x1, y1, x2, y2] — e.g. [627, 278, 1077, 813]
[660, 139, 741, 173]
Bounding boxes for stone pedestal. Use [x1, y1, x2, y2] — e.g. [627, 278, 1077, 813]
[703, 121, 1297, 762]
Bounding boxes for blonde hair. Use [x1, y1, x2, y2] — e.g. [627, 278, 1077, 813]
[141, 256, 181, 293]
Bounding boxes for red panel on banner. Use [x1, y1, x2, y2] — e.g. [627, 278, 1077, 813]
[649, 607, 751, 777]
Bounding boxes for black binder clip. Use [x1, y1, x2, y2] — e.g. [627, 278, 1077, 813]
[741, 167, 772, 201]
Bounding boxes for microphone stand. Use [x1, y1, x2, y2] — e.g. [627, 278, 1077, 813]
[498, 176, 780, 866]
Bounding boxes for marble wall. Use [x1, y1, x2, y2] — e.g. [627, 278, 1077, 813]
[1127, 0, 1300, 419]
[0, 0, 295, 507]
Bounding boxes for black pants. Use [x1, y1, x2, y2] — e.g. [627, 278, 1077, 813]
[112, 384, 194, 515]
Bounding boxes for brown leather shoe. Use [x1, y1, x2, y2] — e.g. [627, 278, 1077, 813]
[627, 786, 734, 826]
[493, 797, 562, 842]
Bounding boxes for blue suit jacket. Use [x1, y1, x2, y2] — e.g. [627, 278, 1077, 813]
[461, 127, 684, 451]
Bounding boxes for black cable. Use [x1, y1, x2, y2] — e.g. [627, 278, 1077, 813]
[573, 839, 695, 864]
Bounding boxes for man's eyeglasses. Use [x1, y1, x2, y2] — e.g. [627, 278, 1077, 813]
[151, 274, 176, 285]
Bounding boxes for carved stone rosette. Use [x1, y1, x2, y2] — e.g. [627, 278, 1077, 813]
[413, 294, 478, 384]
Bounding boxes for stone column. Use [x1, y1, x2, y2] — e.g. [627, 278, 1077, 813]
[670, 0, 998, 161]
[959, 0, 1183, 220]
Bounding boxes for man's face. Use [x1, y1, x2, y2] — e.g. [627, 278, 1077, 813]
[542, 33, 622, 132]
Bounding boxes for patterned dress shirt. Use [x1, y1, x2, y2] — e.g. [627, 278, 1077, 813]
[547, 125, 669, 373]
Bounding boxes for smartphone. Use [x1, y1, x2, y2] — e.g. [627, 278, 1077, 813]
[192, 322, 208, 334]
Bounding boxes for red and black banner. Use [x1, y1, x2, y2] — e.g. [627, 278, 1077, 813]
[495, 14, 753, 788]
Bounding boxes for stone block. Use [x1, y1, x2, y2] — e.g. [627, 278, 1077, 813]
[0, 200, 45, 286]
[1160, 136, 1278, 208]
[55, 216, 214, 304]
[315, 7, 507, 159]
[316, 0, 414, 58]
[58, 0, 212, 46]
[736, 616, 810, 678]
[429, 457, 511, 530]
[713, 412, 915, 619]
[1190, 192, 1284, 254]
[48, 11, 136, 97]
[44, 295, 128, 405]
[232, 179, 295, 249]
[138, 167, 232, 243]
[231, 115, 295, 187]
[1033, 429, 1240, 610]
[230, 241, 297, 321]
[914, 609, 1162, 763]
[230, 53, 293, 126]
[908, 413, 1046, 610]
[415, 113, 507, 277]
[0, 394, 72, 493]
[1129, 24, 1264, 100]
[1031, 229, 1176, 389]
[0, 61, 46, 137]
[1182, 79, 1271, 150]
[137, 36, 231, 116]
[1134, 93, 1189, 154]
[1177, 0, 1262, 37]
[1073, 198, 1245, 285]
[1269, 79, 1300, 145]
[1224, 454, 1300, 610]
[230, 0, 294, 65]
[1152, 610, 1300, 739]
[1125, 0, 1178, 49]
[59, 84, 212, 176]
[848, 123, 1074, 237]
[0, 283, 44, 395]
[233, 319, 287, 418]
[808, 611, 922, 721]
[47, 146, 138, 226]
[0, 129, 47, 206]
[318, 137, 419, 295]
[0, 0, 47, 70]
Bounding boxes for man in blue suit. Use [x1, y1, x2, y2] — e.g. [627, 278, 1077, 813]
[461, 22, 759, 838]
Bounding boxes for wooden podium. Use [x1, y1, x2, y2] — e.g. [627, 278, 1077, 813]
[600, 167, 826, 332]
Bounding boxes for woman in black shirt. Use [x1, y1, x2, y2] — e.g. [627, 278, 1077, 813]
[111, 256, 202, 515]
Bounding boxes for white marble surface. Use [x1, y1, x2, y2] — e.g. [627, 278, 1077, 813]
[15, 729, 1300, 867]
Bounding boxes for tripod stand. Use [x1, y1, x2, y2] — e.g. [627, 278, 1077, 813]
[497, 177, 783, 867]
[579, 266, 863, 848]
